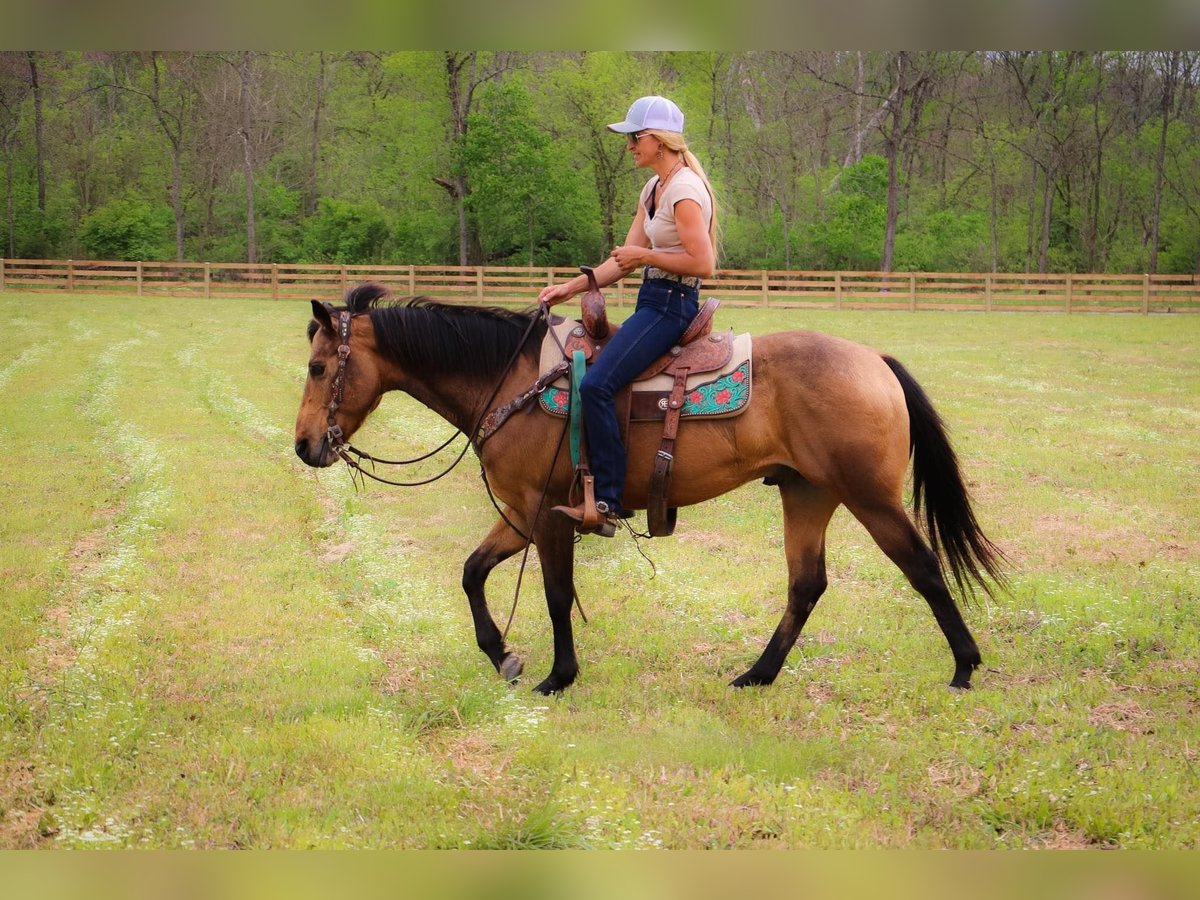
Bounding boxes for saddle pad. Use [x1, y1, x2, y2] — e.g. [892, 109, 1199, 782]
[537, 319, 753, 421]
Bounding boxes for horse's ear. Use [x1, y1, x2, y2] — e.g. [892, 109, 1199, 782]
[310, 299, 335, 334]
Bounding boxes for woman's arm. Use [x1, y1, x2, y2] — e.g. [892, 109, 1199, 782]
[609, 198, 714, 279]
[537, 205, 652, 306]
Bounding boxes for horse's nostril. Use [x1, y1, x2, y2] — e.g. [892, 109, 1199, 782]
[295, 438, 309, 459]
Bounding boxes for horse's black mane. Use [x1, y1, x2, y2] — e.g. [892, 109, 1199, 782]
[311, 282, 545, 380]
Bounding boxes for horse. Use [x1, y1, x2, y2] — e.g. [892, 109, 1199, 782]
[293, 283, 1006, 695]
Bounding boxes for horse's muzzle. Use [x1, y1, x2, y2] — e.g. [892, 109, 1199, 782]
[294, 436, 332, 468]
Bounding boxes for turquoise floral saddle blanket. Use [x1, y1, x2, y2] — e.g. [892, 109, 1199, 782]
[536, 317, 753, 422]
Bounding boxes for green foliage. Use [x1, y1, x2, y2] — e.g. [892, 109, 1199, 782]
[1156, 209, 1199, 274]
[463, 80, 600, 265]
[4, 51, 1200, 271]
[302, 198, 389, 264]
[896, 210, 991, 272]
[809, 156, 888, 270]
[78, 197, 171, 261]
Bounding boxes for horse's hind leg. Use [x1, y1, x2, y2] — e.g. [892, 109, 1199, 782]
[463, 509, 531, 681]
[847, 501, 981, 689]
[732, 477, 839, 688]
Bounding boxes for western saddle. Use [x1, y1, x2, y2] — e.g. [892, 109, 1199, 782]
[564, 267, 726, 536]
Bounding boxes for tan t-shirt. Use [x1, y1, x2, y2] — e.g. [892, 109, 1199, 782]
[639, 167, 713, 255]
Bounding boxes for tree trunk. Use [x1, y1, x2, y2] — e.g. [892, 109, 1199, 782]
[1148, 52, 1179, 275]
[444, 52, 477, 266]
[239, 51, 258, 265]
[881, 53, 907, 273]
[1025, 155, 1039, 273]
[1038, 162, 1055, 273]
[171, 150, 184, 262]
[306, 51, 327, 217]
[26, 53, 45, 212]
[853, 51, 864, 165]
[148, 53, 187, 262]
[3, 142, 13, 257]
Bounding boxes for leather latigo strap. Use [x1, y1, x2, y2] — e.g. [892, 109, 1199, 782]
[647, 367, 689, 537]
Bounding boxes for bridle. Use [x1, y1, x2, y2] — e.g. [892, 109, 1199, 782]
[321, 309, 472, 487]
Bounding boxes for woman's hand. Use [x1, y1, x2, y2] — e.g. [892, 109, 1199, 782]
[609, 244, 649, 272]
[537, 281, 576, 307]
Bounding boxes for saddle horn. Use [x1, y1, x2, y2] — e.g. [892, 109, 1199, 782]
[579, 266, 610, 340]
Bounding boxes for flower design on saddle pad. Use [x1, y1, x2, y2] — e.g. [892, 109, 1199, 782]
[545, 388, 569, 410]
[682, 363, 750, 415]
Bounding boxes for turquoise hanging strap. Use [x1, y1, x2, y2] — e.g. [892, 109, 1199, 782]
[569, 349, 586, 468]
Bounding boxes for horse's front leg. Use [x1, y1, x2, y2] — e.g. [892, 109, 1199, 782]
[462, 508, 529, 682]
[532, 517, 579, 695]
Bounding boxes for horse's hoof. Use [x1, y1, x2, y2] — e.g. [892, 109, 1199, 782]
[948, 681, 972, 691]
[500, 654, 523, 683]
[532, 671, 575, 695]
[730, 670, 773, 688]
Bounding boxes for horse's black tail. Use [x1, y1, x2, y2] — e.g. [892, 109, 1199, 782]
[882, 355, 1008, 601]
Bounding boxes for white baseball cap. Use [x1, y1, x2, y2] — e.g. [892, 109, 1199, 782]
[607, 96, 685, 134]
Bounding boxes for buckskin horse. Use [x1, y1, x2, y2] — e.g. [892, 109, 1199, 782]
[293, 282, 1005, 695]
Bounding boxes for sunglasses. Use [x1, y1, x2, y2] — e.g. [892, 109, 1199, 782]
[626, 131, 652, 144]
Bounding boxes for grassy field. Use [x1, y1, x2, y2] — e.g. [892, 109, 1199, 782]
[1, 292, 1196, 849]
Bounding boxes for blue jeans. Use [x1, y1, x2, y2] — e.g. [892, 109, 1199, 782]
[579, 278, 699, 508]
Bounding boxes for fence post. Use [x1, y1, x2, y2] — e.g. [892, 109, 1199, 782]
[985, 273, 993, 312]
[909, 273, 917, 312]
[204, 262, 211, 298]
[408, 265, 416, 295]
[68, 259, 75, 292]
[1065, 273, 1073, 312]
[136, 261, 144, 295]
[271, 264, 279, 300]
[1, 258, 6, 292]
[761, 270, 769, 307]
[340, 265, 348, 294]
[834, 271, 842, 309]
[476, 266, 484, 302]
[1143, 274, 1150, 314]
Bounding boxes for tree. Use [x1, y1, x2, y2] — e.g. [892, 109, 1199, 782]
[0, 54, 31, 256]
[1148, 51, 1197, 273]
[26, 52, 46, 213]
[543, 52, 654, 255]
[435, 51, 520, 265]
[464, 79, 597, 266]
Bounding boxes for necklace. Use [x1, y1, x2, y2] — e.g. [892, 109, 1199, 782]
[657, 159, 684, 193]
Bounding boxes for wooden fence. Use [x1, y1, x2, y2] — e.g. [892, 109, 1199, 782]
[1, 258, 1198, 313]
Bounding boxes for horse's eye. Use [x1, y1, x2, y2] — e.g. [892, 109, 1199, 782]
[309, 362, 326, 378]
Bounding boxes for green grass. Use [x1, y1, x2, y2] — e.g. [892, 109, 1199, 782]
[1, 293, 1197, 848]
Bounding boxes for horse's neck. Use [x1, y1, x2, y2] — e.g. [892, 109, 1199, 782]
[384, 363, 530, 438]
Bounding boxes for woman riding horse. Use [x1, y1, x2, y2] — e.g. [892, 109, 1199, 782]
[538, 95, 718, 537]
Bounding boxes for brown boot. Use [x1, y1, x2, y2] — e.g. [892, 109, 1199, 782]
[551, 500, 619, 537]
